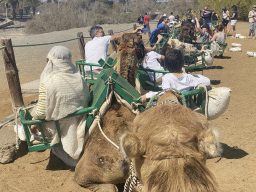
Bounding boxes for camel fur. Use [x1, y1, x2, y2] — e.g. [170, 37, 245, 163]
[74, 33, 145, 191]
[120, 91, 221, 192]
[115, 33, 144, 87]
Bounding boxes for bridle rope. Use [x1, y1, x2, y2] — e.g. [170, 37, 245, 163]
[123, 161, 143, 192]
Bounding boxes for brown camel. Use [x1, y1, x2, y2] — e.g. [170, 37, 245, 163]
[74, 32, 144, 191]
[120, 90, 221, 192]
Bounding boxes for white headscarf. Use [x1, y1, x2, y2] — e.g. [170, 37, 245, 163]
[40, 46, 89, 121]
[40, 46, 90, 159]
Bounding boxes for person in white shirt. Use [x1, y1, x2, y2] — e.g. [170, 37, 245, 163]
[169, 12, 175, 24]
[143, 51, 165, 85]
[139, 47, 210, 102]
[84, 26, 143, 74]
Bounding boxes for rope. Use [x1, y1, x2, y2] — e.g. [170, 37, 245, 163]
[96, 116, 119, 150]
[5, 25, 135, 48]
[13, 37, 80, 47]
[14, 104, 37, 149]
[123, 161, 143, 192]
[146, 88, 185, 109]
[114, 27, 134, 33]
[0, 46, 6, 50]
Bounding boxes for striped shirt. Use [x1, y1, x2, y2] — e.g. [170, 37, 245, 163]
[33, 83, 46, 119]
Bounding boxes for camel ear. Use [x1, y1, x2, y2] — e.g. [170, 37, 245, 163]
[120, 132, 145, 159]
[199, 129, 222, 158]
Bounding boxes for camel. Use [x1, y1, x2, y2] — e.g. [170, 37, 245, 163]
[74, 32, 144, 191]
[120, 90, 221, 192]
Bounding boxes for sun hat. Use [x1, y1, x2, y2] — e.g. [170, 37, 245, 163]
[253, 5, 256, 8]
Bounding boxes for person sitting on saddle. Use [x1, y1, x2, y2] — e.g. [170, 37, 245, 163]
[142, 50, 165, 86]
[149, 16, 170, 44]
[139, 47, 210, 102]
[31, 46, 90, 167]
[211, 24, 226, 44]
[174, 14, 195, 29]
[84, 26, 143, 78]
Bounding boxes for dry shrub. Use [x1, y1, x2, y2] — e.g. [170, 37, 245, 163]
[25, 0, 199, 34]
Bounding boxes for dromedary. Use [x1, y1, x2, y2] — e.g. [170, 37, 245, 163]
[120, 90, 221, 192]
[74, 33, 144, 191]
[74, 34, 221, 191]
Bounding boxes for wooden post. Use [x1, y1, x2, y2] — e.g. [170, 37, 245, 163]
[77, 32, 85, 60]
[108, 29, 117, 52]
[133, 24, 137, 30]
[0, 38, 24, 112]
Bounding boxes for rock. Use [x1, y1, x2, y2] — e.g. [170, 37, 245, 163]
[0, 147, 17, 164]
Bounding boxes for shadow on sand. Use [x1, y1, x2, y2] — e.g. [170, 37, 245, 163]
[221, 143, 248, 159]
[210, 80, 221, 85]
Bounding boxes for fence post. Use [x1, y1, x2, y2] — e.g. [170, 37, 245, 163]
[77, 32, 85, 60]
[133, 24, 137, 30]
[108, 29, 117, 52]
[0, 38, 24, 112]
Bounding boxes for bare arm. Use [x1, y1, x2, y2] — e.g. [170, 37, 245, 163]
[211, 33, 218, 41]
[110, 27, 143, 41]
[195, 18, 203, 33]
[174, 22, 182, 28]
[145, 34, 164, 52]
[230, 12, 235, 19]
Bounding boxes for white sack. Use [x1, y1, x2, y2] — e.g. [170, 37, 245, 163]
[204, 51, 214, 67]
[207, 87, 231, 120]
[229, 47, 242, 52]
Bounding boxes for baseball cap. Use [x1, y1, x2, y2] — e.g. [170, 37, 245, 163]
[221, 7, 226, 10]
[253, 5, 256, 8]
[163, 14, 167, 16]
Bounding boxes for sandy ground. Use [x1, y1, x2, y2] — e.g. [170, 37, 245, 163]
[0, 21, 256, 191]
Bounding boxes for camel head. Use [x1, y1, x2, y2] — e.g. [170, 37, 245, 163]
[115, 33, 145, 87]
[120, 102, 220, 192]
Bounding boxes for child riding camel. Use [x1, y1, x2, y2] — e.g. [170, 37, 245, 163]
[139, 47, 210, 102]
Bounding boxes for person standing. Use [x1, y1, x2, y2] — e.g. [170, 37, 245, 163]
[212, 11, 219, 26]
[169, 12, 175, 24]
[138, 14, 144, 25]
[222, 7, 230, 34]
[202, 6, 212, 28]
[230, 5, 238, 38]
[144, 13, 150, 28]
[186, 8, 192, 16]
[248, 5, 256, 39]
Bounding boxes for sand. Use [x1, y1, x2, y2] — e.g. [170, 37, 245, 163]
[0, 21, 256, 191]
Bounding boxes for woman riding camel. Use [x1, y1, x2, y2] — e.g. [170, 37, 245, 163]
[31, 46, 90, 166]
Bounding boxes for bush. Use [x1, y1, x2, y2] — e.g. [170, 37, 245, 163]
[25, 0, 199, 34]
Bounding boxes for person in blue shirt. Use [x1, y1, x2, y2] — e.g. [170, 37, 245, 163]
[149, 16, 169, 44]
[230, 5, 238, 38]
[186, 8, 192, 16]
[202, 6, 212, 28]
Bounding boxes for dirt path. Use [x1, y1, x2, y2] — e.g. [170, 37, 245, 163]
[0, 21, 256, 191]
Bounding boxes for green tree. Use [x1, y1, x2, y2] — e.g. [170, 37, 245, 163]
[1, 0, 19, 19]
